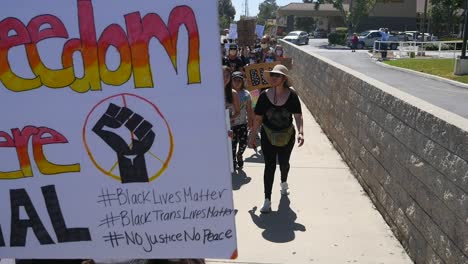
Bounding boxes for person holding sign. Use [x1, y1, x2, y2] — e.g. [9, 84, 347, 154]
[258, 36, 272, 63]
[248, 65, 304, 213]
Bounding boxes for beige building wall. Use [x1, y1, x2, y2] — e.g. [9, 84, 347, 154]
[370, 0, 416, 18]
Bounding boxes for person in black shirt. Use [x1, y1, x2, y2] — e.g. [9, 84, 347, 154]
[248, 64, 304, 213]
[222, 44, 245, 72]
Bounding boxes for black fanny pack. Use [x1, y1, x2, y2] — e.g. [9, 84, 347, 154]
[263, 125, 294, 147]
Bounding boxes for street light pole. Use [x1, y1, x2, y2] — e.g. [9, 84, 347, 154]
[462, 0, 468, 58]
[421, 0, 428, 40]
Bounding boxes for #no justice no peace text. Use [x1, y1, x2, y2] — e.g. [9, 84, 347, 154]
[98, 187, 229, 207]
[104, 227, 233, 252]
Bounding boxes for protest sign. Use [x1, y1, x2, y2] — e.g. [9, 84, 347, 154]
[245, 62, 280, 91]
[228, 23, 238, 40]
[255, 25, 265, 39]
[0, 0, 237, 259]
[237, 19, 256, 47]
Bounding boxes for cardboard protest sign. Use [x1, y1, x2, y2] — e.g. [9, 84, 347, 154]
[237, 19, 256, 47]
[245, 62, 280, 91]
[0, 0, 237, 259]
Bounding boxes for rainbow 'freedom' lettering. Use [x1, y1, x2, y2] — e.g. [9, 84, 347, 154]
[0, 0, 201, 93]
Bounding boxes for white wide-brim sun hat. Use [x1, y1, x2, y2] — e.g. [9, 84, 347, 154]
[265, 64, 289, 78]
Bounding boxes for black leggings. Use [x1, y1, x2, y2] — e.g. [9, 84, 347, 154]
[232, 124, 248, 158]
[260, 128, 295, 200]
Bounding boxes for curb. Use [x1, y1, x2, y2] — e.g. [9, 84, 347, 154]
[367, 53, 468, 90]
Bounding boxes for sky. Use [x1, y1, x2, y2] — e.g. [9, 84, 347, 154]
[231, 0, 293, 21]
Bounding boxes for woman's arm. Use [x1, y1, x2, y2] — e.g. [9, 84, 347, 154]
[248, 115, 263, 148]
[246, 98, 254, 129]
[230, 89, 240, 122]
[294, 113, 304, 147]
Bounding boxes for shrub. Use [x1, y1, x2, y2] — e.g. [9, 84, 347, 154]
[335, 27, 348, 34]
[423, 43, 451, 51]
[328, 32, 347, 45]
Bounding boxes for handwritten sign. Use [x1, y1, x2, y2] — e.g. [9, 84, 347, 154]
[237, 19, 256, 47]
[256, 25, 265, 39]
[245, 62, 280, 91]
[0, 0, 237, 259]
[228, 23, 238, 40]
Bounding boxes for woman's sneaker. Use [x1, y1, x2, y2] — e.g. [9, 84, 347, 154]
[260, 199, 271, 213]
[280, 182, 290, 195]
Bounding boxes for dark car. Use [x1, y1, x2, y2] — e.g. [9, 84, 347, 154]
[283, 31, 309, 45]
[313, 29, 328, 38]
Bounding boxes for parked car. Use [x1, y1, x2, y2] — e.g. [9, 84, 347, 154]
[283, 31, 309, 45]
[349, 30, 401, 50]
[404, 31, 438, 41]
[313, 28, 328, 38]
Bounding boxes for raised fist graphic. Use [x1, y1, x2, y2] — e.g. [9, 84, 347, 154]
[92, 103, 155, 183]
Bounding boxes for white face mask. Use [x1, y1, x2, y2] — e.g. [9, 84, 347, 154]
[261, 44, 268, 49]
[276, 50, 283, 56]
[229, 50, 237, 56]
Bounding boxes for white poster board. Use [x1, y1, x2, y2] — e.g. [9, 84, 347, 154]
[256, 25, 265, 38]
[228, 23, 238, 40]
[0, 0, 237, 259]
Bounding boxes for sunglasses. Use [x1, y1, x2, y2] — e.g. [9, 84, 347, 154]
[269, 72, 283, 78]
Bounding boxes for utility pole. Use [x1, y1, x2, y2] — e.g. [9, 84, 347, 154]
[462, 0, 468, 58]
[421, 0, 428, 41]
[244, 0, 249, 17]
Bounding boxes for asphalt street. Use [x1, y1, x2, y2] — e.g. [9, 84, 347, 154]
[300, 38, 468, 119]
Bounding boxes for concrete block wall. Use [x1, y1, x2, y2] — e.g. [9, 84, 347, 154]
[281, 42, 468, 263]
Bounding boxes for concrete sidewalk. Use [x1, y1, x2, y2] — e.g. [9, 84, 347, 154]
[208, 102, 413, 264]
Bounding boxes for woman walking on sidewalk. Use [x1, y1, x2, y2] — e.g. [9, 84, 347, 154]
[248, 64, 304, 213]
[230, 71, 253, 169]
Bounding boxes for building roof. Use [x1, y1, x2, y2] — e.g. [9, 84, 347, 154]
[277, 2, 349, 17]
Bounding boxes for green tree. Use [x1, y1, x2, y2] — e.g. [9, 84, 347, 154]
[295, 17, 316, 33]
[314, 0, 378, 34]
[430, 0, 463, 36]
[257, 0, 279, 25]
[218, 0, 236, 32]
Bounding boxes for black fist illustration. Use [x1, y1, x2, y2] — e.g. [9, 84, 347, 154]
[92, 103, 155, 183]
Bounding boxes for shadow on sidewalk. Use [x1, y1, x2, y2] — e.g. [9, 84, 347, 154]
[319, 44, 350, 50]
[248, 196, 306, 243]
[232, 169, 252, 190]
[244, 149, 264, 164]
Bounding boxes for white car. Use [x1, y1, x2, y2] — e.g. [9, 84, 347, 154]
[353, 30, 400, 50]
[283, 31, 309, 45]
[404, 31, 438, 41]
